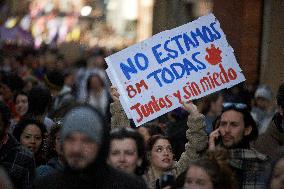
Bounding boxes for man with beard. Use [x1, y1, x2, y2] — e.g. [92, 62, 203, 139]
[0, 101, 36, 189]
[209, 102, 270, 189]
[33, 104, 147, 189]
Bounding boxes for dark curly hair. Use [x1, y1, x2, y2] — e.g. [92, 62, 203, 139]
[13, 118, 47, 165]
[13, 118, 47, 142]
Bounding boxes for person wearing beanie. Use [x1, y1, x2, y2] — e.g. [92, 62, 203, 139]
[33, 104, 147, 189]
[254, 83, 284, 158]
[251, 84, 276, 134]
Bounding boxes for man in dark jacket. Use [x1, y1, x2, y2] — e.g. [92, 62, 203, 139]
[33, 104, 147, 189]
[254, 83, 284, 158]
[209, 102, 270, 189]
[0, 101, 36, 189]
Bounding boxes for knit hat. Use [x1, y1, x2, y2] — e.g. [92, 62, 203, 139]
[61, 105, 104, 144]
[254, 85, 272, 101]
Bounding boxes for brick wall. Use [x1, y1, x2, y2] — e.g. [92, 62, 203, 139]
[213, 0, 263, 85]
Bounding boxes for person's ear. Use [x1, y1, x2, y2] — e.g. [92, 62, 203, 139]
[244, 126, 252, 136]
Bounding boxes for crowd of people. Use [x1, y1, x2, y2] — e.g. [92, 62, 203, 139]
[0, 43, 284, 189]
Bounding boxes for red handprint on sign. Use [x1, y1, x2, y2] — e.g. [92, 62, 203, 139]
[205, 44, 222, 65]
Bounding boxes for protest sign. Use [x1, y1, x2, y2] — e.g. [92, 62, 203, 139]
[105, 13, 246, 126]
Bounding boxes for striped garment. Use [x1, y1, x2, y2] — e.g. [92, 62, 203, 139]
[229, 148, 270, 189]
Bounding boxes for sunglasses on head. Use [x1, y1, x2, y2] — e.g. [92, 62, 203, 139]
[223, 102, 248, 110]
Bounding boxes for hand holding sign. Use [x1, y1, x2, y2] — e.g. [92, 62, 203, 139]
[110, 86, 120, 102]
[182, 101, 198, 117]
[106, 13, 245, 126]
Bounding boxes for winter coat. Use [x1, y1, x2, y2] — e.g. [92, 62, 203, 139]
[33, 164, 147, 189]
[0, 134, 36, 189]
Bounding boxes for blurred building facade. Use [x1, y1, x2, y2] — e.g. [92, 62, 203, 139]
[150, 0, 284, 96]
[0, 0, 283, 94]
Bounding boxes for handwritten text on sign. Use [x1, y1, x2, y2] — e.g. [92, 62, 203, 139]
[106, 13, 246, 126]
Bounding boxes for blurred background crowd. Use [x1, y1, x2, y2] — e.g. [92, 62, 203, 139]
[0, 1, 284, 189]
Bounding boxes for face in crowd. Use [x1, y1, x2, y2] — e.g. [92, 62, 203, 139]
[149, 136, 174, 172]
[61, 105, 104, 170]
[108, 138, 141, 174]
[107, 128, 145, 175]
[219, 109, 252, 148]
[87, 74, 104, 92]
[13, 119, 47, 155]
[0, 83, 13, 102]
[255, 97, 270, 110]
[20, 123, 43, 154]
[15, 93, 28, 117]
[63, 131, 99, 170]
[184, 165, 213, 189]
[184, 149, 236, 189]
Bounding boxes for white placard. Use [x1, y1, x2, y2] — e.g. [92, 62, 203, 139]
[106, 13, 246, 126]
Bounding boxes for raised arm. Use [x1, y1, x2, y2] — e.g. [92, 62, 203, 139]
[110, 86, 130, 130]
[174, 102, 208, 176]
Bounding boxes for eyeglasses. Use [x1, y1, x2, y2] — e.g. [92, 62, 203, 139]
[223, 102, 247, 110]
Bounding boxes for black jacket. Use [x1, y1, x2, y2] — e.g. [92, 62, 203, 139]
[0, 134, 36, 189]
[33, 164, 147, 189]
